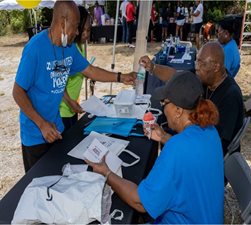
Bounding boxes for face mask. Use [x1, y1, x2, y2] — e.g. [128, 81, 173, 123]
[61, 19, 68, 47]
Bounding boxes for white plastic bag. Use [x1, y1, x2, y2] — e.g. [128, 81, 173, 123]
[12, 171, 105, 224]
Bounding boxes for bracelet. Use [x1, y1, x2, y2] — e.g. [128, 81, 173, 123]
[117, 72, 121, 82]
[150, 63, 156, 74]
[105, 170, 112, 181]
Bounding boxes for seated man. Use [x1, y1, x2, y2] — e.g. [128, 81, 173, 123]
[140, 42, 244, 156]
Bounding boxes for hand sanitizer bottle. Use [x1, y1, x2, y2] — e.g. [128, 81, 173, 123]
[135, 64, 146, 96]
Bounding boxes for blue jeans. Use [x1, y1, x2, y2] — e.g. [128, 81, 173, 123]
[122, 16, 127, 43]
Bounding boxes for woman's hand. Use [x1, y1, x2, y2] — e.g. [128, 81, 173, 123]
[84, 156, 110, 177]
[144, 123, 171, 144]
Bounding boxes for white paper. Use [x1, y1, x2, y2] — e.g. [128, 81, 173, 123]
[80, 95, 148, 120]
[83, 138, 109, 163]
[135, 94, 151, 104]
[81, 95, 109, 117]
[170, 58, 184, 64]
[67, 132, 129, 160]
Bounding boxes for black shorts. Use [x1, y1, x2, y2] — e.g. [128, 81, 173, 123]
[194, 22, 203, 34]
[22, 143, 51, 172]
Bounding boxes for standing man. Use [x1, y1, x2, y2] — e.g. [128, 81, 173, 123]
[192, 0, 203, 49]
[120, 0, 128, 44]
[126, 0, 135, 48]
[13, 0, 135, 172]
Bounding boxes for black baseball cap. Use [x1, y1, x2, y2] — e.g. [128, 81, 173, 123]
[153, 71, 203, 110]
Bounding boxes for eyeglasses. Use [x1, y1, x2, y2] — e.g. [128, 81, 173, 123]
[195, 59, 216, 67]
[160, 100, 171, 107]
[53, 63, 68, 73]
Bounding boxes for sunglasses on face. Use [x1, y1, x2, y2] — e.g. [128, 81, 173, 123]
[160, 100, 171, 107]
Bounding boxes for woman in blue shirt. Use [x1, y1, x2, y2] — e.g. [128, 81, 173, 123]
[85, 71, 224, 224]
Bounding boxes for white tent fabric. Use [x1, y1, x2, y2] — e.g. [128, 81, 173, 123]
[133, 0, 152, 71]
[0, 0, 86, 10]
[0, 0, 23, 10]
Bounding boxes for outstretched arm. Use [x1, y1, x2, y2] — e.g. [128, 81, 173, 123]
[85, 158, 146, 213]
[139, 55, 176, 81]
[81, 64, 136, 85]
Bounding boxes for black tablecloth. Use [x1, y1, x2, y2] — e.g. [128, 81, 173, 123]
[0, 114, 158, 224]
[145, 47, 196, 95]
[91, 24, 136, 43]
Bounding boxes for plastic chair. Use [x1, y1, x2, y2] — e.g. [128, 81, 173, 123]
[225, 116, 251, 159]
[224, 152, 251, 224]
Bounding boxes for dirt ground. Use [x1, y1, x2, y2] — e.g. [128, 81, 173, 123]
[0, 33, 250, 223]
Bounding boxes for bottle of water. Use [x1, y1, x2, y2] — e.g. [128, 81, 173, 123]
[135, 65, 146, 96]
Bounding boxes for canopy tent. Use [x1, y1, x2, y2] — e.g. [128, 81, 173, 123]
[0, 0, 152, 97]
[0, 0, 87, 10]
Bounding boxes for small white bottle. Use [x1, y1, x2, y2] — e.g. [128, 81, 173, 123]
[135, 64, 146, 96]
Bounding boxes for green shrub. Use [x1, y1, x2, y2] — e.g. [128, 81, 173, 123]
[0, 11, 10, 36]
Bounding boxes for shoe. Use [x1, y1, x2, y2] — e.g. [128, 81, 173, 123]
[129, 44, 135, 48]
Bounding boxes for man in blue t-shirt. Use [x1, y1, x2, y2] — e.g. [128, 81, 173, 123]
[13, 0, 136, 172]
[217, 19, 240, 78]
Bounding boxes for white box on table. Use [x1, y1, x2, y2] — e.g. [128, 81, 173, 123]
[114, 90, 136, 117]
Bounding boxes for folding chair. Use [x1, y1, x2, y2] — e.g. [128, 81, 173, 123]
[225, 116, 251, 159]
[224, 152, 251, 224]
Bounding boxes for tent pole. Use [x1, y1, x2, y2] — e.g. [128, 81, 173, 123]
[32, 9, 37, 34]
[109, 0, 120, 95]
[133, 0, 152, 72]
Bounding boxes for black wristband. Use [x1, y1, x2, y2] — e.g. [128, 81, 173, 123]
[117, 72, 121, 82]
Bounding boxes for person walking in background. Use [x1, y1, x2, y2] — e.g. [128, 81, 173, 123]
[161, 5, 169, 41]
[12, 0, 136, 173]
[150, 1, 158, 42]
[93, 1, 103, 26]
[192, 0, 203, 49]
[175, 1, 185, 40]
[126, 0, 135, 48]
[217, 19, 240, 78]
[59, 6, 91, 131]
[120, 0, 128, 44]
[86, 71, 224, 224]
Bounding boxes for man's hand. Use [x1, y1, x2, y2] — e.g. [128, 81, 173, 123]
[121, 72, 137, 85]
[139, 55, 154, 72]
[39, 121, 62, 143]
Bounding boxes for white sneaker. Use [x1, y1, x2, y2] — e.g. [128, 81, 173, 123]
[129, 44, 135, 48]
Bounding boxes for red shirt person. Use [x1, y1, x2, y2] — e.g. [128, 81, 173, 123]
[126, 1, 135, 47]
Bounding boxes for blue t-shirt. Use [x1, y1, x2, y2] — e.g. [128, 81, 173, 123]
[138, 125, 224, 224]
[222, 39, 240, 78]
[15, 29, 89, 146]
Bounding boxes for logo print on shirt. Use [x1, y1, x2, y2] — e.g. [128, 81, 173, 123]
[47, 56, 73, 94]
